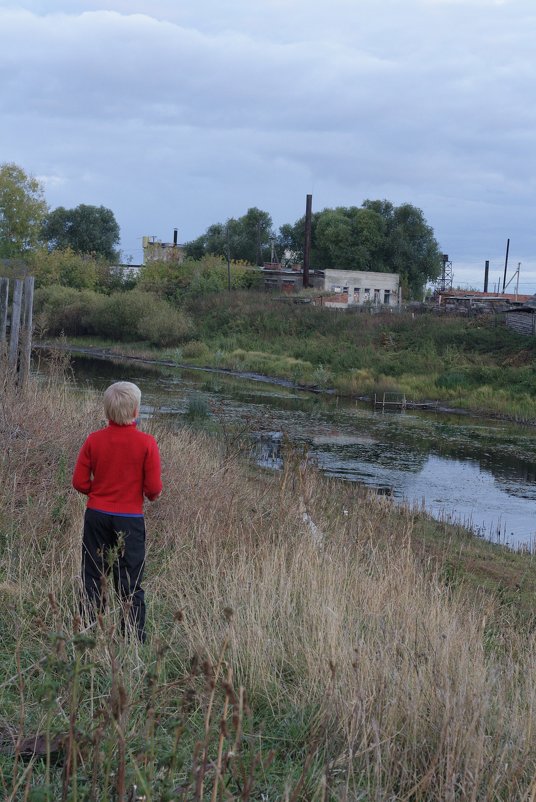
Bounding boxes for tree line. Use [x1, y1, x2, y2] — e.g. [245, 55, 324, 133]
[0, 162, 442, 297]
[0, 163, 120, 262]
[186, 202, 442, 298]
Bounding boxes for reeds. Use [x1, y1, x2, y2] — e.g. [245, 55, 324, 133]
[2, 376, 536, 799]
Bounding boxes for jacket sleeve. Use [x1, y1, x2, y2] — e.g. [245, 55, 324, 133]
[143, 438, 163, 500]
[72, 438, 93, 495]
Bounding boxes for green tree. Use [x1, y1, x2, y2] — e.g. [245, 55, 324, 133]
[0, 162, 48, 257]
[362, 199, 441, 297]
[278, 200, 441, 298]
[42, 204, 120, 261]
[314, 207, 385, 270]
[184, 208, 274, 265]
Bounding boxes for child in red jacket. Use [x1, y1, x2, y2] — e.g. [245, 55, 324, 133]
[73, 381, 162, 642]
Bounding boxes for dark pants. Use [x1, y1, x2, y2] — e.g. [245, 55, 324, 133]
[82, 508, 147, 642]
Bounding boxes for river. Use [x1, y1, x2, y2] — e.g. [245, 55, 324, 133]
[64, 353, 536, 549]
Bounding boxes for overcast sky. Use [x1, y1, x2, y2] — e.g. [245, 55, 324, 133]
[1, 0, 535, 290]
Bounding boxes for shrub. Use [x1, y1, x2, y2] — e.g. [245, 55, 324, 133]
[34, 285, 106, 336]
[137, 255, 258, 300]
[312, 364, 334, 388]
[29, 247, 99, 290]
[91, 290, 150, 339]
[181, 340, 210, 360]
[185, 393, 210, 421]
[34, 286, 192, 346]
[137, 303, 193, 347]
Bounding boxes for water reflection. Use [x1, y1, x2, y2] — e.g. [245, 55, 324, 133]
[60, 353, 536, 547]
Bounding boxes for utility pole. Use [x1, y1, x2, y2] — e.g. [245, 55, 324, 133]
[501, 238, 510, 293]
[303, 194, 312, 288]
[256, 221, 262, 267]
[225, 223, 231, 292]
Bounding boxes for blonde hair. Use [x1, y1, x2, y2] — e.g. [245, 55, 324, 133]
[103, 381, 141, 425]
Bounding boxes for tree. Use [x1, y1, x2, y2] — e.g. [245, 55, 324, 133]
[42, 204, 120, 261]
[314, 207, 385, 270]
[362, 199, 442, 296]
[278, 200, 441, 298]
[184, 208, 274, 265]
[0, 162, 48, 257]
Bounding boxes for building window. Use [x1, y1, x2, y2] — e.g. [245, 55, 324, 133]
[384, 290, 391, 304]
[353, 288, 360, 303]
[364, 288, 370, 301]
[374, 289, 380, 304]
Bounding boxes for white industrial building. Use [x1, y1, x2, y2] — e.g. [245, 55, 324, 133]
[323, 269, 401, 307]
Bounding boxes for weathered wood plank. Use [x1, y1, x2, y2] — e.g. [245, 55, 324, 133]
[0, 277, 8, 344]
[19, 276, 35, 384]
[8, 279, 23, 369]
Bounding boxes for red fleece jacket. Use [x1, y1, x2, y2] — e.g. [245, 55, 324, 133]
[72, 421, 162, 514]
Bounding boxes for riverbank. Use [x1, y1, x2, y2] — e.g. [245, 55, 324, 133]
[36, 334, 531, 423]
[2, 375, 536, 798]
[34, 287, 536, 420]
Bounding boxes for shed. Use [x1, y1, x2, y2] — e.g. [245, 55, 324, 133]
[504, 298, 536, 336]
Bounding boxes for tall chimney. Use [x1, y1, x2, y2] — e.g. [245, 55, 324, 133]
[303, 194, 312, 288]
[173, 228, 178, 246]
[502, 238, 510, 293]
[484, 260, 489, 293]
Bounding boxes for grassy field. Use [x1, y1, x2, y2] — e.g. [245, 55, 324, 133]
[2, 369, 536, 800]
[41, 289, 536, 422]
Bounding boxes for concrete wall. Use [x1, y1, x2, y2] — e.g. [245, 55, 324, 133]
[324, 270, 400, 306]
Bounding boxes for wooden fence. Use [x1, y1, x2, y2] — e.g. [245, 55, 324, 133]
[0, 275, 35, 383]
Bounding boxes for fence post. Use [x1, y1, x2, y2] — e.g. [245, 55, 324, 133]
[19, 276, 35, 384]
[8, 279, 23, 370]
[0, 277, 8, 344]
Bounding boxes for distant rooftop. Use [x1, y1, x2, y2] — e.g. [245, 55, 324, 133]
[439, 290, 534, 303]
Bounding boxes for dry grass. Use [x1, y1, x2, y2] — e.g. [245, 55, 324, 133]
[1, 372, 536, 799]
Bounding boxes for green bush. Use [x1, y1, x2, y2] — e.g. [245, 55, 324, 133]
[137, 255, 260, 300]
[34, 285, 106, 336]
[92, 290, 149, 339]
[185, 393, 210, 421]
[182, 340, 210, 359]
[34, 286, 192, 346]
[137, 302, 192, 347]
[29, 248, 99, 290]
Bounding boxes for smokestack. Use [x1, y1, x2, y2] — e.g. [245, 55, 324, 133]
[173, 228, 178, 246]
[303, 194, 312, 288]
[484, 260, 489, 293]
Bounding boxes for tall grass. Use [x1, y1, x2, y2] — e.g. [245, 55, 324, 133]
[2, 374, 536, 799]
[182, 294, 536, 418]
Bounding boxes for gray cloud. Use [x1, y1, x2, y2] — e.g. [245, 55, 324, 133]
[0, 0, 535, 287]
